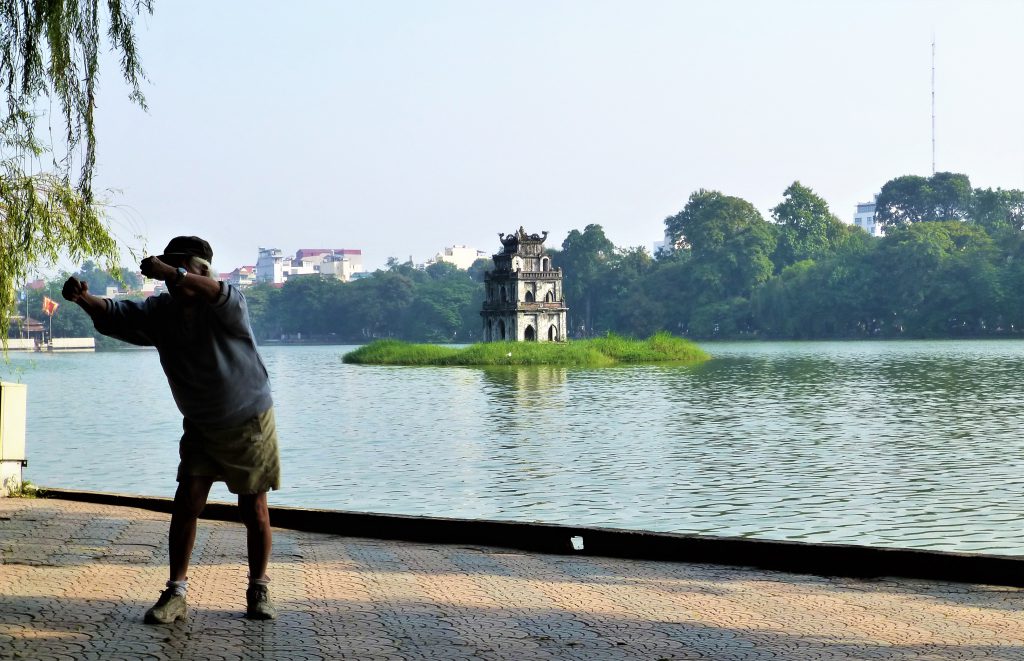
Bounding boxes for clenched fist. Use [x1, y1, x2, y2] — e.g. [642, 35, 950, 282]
[140, 256, 174, 280]
[62, 276, 88, 303]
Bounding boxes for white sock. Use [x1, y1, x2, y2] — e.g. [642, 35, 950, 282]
[248, 576, 270, 588]
[166, 579, 188, 596]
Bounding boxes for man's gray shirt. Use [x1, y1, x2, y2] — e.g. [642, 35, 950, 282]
[94, 282, 273, 428]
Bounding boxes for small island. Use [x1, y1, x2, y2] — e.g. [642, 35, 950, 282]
[343, 332, 709, 366]
[345, 229, 709, 366]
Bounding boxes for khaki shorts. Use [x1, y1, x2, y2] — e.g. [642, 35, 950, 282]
[177, 407, 281, 494]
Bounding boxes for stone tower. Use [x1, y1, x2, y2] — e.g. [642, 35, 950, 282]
[481, 227, 568, 342]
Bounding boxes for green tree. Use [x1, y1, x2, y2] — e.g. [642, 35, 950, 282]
[875, 172, 972, 228]
[594, 246, 662, 337]
[1, 0, 153, 345]
[276, 276, 346, 337]
[874, 221, 996, 336]
[971, 187, 1024, 236]
[244, 284, 284, 340]
[668, 190, 776, 302]
[466, 257, 491, 282]
[663, 189, 719, 251]
[559, 224, 614, 335]
[875, 175, 932, 227]
[76, 259, 142, 295]
[929, 172, 973, 221]
[771, 181, 851, 270]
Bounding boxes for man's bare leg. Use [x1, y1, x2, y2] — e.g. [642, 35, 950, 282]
[239, 491, 276, 619]
[238, 492, 272, 579]
[169, 476, 214, 581]
[145, 476, 213, 624]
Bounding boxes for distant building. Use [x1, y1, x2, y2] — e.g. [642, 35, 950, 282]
[224, 266, 257, 288]
[291, 249, 364, 282]
[481, 227, 567, 342]
[255, 247, 364, 284]
[428, 245, 488, 270]
[105, 275, 160, 298]
[654, 228, 685, 256]
[854, 200, 884, 237]
[141, 278, 161, 297]
[256, 248, 291, 284]
[319, 253, 363, 282]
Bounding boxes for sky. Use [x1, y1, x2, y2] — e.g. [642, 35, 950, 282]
[80, 0, 1024, 274]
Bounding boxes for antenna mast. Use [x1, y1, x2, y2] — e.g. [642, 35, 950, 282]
[931, 35, 936, 174]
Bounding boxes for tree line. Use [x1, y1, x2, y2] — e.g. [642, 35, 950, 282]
[557, 172, 1024, 340]
[21, 171, 1024, 345]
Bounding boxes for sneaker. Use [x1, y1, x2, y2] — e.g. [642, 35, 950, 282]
[144, 588, 187, 624]
[245, 584, 277, 620]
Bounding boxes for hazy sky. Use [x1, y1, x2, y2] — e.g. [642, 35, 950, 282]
[85, 0, 1024, 273]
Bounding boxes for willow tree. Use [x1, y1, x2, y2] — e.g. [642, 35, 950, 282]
[0, 0, 152, 344]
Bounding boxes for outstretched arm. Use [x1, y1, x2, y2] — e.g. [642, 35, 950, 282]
[62, 276, 108, 318]
[140, 256, 221, 303]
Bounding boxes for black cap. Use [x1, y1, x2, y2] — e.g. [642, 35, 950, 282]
[159, 236, 213, 263]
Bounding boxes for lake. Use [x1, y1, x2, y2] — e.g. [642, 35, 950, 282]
[3, 340, 1023, 555]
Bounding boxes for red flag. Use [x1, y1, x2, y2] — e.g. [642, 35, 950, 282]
[42, 296, 59, 316]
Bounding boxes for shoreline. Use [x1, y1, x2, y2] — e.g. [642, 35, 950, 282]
[39, 486, 1024, 588]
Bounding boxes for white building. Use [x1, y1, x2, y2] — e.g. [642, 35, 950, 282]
[256, 248, 292, 284]
[428, 245, 488, 270]
[854, 200, 884, 237]
[319, 253, 362, 282]
[255, 247, 364, 284]
[224, 266, 257, 288]
[293, 249, 364, 282]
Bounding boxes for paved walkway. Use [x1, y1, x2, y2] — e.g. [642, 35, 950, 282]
[2, 498, 1023, 660]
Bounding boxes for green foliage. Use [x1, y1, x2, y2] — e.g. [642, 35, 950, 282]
[246, 262, 484, 343]
[245, 173, 1024, 343]
[4, 479, 41, 498]
[343, 339, 463, 365]
[10, 267, 144, 349]
[875, 172, 972, 228]
[971, 187, 1024, 236]
[663, 189, 776, 313]
[585, 331, 709, 363]
[771, 181, 850, 270]
[559, 224, 615, 334]
[0, 0, 153, 348]
[343, 333, 709, 366]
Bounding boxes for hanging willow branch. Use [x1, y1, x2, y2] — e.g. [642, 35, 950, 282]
[0, 0, 152, 347]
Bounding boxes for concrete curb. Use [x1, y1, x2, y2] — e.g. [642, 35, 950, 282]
[40, 487, 1024, 588]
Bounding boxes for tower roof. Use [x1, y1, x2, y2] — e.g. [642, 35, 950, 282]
[499, 226, 549, 254]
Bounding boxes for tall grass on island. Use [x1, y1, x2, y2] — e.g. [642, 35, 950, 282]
[343, 332, 710, 367]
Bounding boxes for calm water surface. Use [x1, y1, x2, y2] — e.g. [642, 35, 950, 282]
[3, 340, 1023, 555]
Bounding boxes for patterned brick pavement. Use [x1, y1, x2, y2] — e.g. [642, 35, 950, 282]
[2, 498, 1023, 660]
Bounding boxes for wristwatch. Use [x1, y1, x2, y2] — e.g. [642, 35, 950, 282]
[173, 267, 187, 285]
